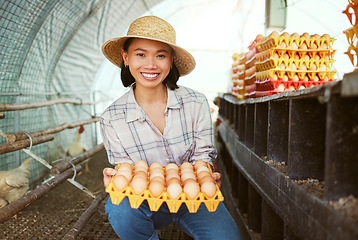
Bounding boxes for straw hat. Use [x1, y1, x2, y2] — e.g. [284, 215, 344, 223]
[102, 16, 196, 76]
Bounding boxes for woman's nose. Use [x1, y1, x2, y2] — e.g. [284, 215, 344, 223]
[144, 57, 157, 68]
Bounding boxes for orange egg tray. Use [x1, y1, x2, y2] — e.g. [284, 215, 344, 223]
[257, 36, 336, 52]
[105, 163, 224, 213]
[255, 58, 335, 72]
[256, 69, 336, 81]
[255, 48, 336, 62]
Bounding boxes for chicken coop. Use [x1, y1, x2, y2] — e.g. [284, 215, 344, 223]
[1, 0, 357, 239]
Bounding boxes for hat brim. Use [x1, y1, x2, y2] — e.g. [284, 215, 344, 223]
[102, 36, 196, 77]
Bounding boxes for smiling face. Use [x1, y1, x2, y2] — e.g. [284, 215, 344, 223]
[122, 38, 174, 90]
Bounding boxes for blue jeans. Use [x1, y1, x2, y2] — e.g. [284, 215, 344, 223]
[105, 197, 241, 240]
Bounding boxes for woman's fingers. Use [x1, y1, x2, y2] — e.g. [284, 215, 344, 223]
[212, 172, 222, 187]
[103, 167, 117, 187]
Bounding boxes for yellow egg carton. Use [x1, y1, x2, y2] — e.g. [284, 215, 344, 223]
[105, 163, 224, 213]
[256, 48, 336, 63]
[256, 58, 335, 72]
[256, 69, 336, 81]
[257, 36, 335, 52]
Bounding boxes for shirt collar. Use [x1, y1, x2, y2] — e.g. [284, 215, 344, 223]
[125, 85, 182, 123]
[125, 86, 145, 123]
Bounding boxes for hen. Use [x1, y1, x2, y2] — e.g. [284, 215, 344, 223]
[65, 125, 89, 172]
[0, 158, 32, 208]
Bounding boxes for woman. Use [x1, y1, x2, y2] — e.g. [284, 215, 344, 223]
[100, 16, 241, 240]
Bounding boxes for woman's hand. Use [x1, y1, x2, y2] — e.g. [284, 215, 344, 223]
[103, 167, 117, 187]
[212, 172, 222, 187]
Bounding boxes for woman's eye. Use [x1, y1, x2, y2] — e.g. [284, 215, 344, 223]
[157, 54, 165, 58]
[136, 53, 145, 57]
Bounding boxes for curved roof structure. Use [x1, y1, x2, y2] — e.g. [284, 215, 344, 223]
[0, 0, 352, 182]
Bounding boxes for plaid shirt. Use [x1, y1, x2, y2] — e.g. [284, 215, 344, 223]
[100, 85, 217, 167]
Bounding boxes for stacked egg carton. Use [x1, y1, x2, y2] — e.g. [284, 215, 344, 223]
[253, 32, 336, 97]
[231, 53, 246, 100]
[244, 35, 262, 98]
[106, 161, 224, 213]
[343, 1, 358, 70]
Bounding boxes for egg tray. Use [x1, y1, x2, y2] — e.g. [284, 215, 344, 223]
[255, 48, 336, 63]
[105, 164, 224, 213]
[257, 36, 336, 52]
[232, 79, 245, 87]
[255, 77, 335, 92]
[255, 58, 335, 72]
[256, 69, 336, 81]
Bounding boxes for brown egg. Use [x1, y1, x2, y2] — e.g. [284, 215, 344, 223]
[290, 42, 298, 50]
[150, 176, 165, 185]
[283, 53, 289, 60]
[134, 165, 147, 173]
[292, 32, 300, 39]
[299, 43, 308, 50]
[321, 34, 331, 39]
[309, 43, 318, 50]
[150, 162, 163, 171]
[130, 176, 147, 195]
[277, 83, 285, 92]
[281, 32, 290, 38]
[309, 63, 317, 71]
[272, 74, 278, 81]
[288, 85, 296, 91]
[282, 74, 289, 82]
[134, 170, 148, 180]
[165, 163, 179, 171]
[199, 175, 215, 186]
[180, 167, 194, 175]
[196, 166, 210, 175]
[194, 160, 208, 170]
[303, 75, 309, 82]
[113, 174, 129, 191]
[116, 171, 132, 182]
[181, 172, 196, 182]
[165, 168, 178, 176]
[280, 41, 287, 48]
[183, 180, 200, 199]
[166, 172, 180, 182]
[301, 32, 310, 39]
[290, 63, 297, 71]
[201, 181, 216, 198]
[180, 162, 193, 170]
[135, 160, 148, 169]
[273, 53, 279, 59]
[294, 54, 300, 60]
[269, 31, 279, 38]
[149, 181, 164, 197]
[299, 64, 307, 71]
[299, 85, 306, 90]
[197, 170, 211, 180]
[280, 63, 286, 70]
[293, 74, 299, 82]
[319, 64, 327, 71]
[167, 182, 182, 199]
[149, 171, 164, 180]
[150, 167, 164, 176]
[166, 177, 181, 186]
[119, 162, 132, 169]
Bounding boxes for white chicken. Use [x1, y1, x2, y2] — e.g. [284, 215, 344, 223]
[0, 158, 32, 208]
[65, 125, 89, 172]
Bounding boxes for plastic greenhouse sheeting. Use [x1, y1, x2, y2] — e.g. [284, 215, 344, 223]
[0, 0, 163, 183]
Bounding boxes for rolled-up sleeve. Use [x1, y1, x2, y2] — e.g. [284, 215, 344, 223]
[191, 97, 217, 166]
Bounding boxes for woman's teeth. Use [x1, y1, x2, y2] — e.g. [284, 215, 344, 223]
[142, 73, 159, 78]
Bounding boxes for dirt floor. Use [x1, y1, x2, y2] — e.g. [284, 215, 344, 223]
[0, 149, 184, 240]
